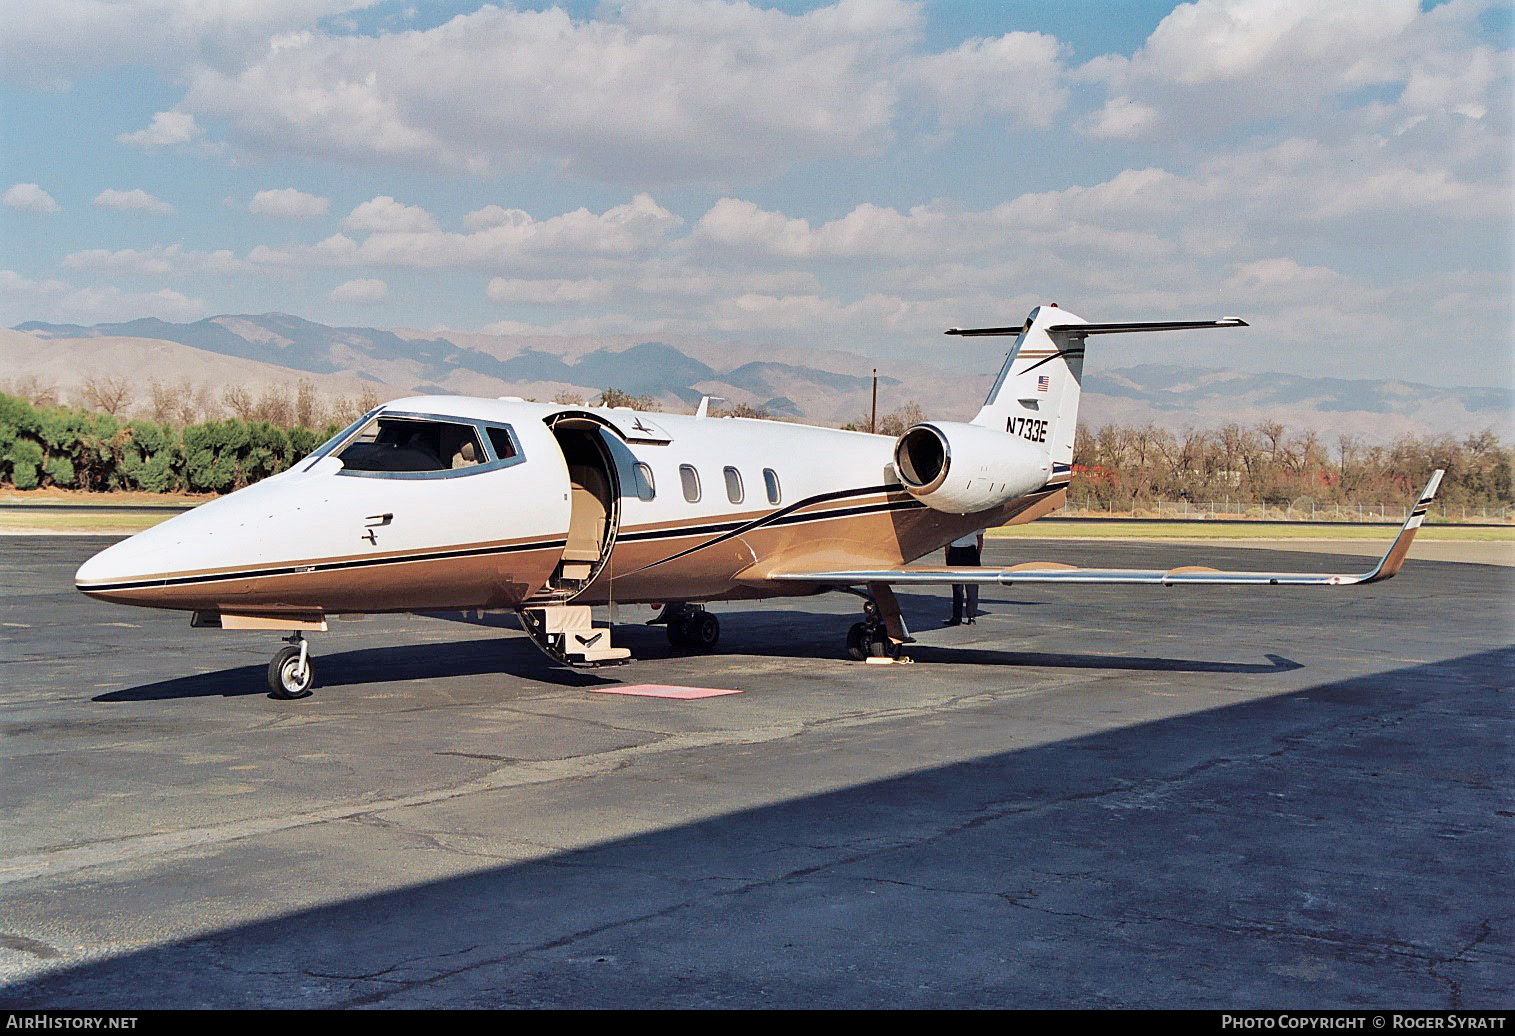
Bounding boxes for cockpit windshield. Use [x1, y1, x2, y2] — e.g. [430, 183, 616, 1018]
[339, 416, 485, 473]
[327, 412, 524, 478]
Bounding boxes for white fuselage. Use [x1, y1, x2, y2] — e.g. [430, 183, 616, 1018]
[75, 396, 1066, 619]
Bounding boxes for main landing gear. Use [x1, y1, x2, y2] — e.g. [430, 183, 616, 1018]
[845, 583, 914, 662]
[267, 632, 315, 699]
[846, 611, 896, 660]
[649, 602, 720, 651]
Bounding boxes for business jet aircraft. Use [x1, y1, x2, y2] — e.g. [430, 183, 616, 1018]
[75, 304, 1442, 698]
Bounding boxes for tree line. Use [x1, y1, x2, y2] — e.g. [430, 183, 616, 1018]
[1069, 420, 1512, 516]
[6, 373, 381, 430]
[0, 391, 347, 494]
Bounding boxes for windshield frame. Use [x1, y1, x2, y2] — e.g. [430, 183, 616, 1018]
[313, 410, 527, 480]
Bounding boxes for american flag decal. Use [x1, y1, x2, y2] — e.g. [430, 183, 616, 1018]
[1036, 375, 1050, 392]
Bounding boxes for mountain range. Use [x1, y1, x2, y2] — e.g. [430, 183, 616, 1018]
[8, 313, 1510, 441]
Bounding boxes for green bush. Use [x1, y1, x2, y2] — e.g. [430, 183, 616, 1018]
[0, 391, 336, 494]
[8, 438, 43, 489]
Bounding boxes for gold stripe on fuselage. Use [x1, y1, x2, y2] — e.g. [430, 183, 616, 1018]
[81, 484, 1069, 614]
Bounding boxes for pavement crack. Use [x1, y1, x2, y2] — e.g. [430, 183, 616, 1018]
[303, 944, 481, 984]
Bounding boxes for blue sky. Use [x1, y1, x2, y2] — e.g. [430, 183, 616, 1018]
[1, 1, 1510, 389]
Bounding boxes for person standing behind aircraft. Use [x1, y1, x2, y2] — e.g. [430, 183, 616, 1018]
[945, 530, 984, 625]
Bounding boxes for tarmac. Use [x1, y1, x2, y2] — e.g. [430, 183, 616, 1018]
[1, 535, 1510, 1009]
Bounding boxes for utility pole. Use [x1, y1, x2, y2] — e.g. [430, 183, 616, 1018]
[870, 368, 877, 434]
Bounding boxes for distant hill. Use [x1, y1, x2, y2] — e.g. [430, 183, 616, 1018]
[1082, 364, 1512, 442]
[8, 314, 1509, 440]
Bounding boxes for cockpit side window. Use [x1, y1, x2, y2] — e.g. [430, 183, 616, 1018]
[485, 426, 518, 461]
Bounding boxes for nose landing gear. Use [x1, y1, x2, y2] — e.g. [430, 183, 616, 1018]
[268, 633, 315, 699]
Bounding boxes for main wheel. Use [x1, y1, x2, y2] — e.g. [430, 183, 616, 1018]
[667, 616, 691, 648]
[848, 624, 890, 663]
[846, 622, 896, 661]
[689, 612, 719, 650]
[267, 644, 315, 699]
[845, 622, 869, 661]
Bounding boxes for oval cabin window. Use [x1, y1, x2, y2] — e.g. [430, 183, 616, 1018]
[763, 468, 781, 505]
[723, 466, 744, 504]
[633, 462, 656, 501]
[680, 464, 701, 503]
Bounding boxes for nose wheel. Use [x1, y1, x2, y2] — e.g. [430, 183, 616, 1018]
[267, 633, 315, 699]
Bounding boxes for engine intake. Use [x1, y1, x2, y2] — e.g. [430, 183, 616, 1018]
[893, 421, 1051, 514]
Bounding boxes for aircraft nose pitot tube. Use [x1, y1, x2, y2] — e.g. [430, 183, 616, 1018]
[893, 421, 1051, 514]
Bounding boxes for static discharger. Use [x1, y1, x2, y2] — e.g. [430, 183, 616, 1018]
[592, 684, 744, 699]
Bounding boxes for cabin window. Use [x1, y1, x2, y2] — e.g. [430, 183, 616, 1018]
[723, 466, 744, 504]
[633, 462, 656, 501]
[680, 464, 701, 503]
[763, 467, 781, 505]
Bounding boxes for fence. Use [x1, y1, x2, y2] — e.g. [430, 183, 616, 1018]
[1060, 499, 1513, 524]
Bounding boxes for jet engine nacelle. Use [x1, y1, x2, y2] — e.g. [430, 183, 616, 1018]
[893, 421, 1051, 514]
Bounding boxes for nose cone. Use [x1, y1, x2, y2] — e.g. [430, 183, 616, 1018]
[75, 535, 144, 592]
[74, 474, 299, 608]
[75, 521, 193, 606]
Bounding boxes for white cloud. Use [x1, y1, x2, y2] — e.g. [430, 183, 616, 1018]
[1081, 96, 1158, 140]
[0, 269, 71, 299]
[483, 266, 818, 306]
[0, 269, 203, 324]
[94, 188, 174, 215]
[486, 277, 612, 305]
[1124, 0, 1418, 88]
[3, 183, 59, 214]
[262, 194, 682, 269]
[328, 277, 388, 303]
[904, 30, 1068, 129]
[342, 196, 438, 234]
[689, 186, 1181, 262]
[61, 245, 246, 277]
[63, 246, 177, 276]
[1079, 0, 1508, 141]
[173, 0, 1074, 186]
[249, 187, 329, 219]
[117, 110, 201, 149]
[0, 1, 381, 88]
[464, 205, 531, 232]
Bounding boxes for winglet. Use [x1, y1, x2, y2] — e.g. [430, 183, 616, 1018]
[1358, 469, 1443, 584]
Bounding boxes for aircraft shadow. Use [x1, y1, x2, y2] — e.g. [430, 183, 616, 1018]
[901, 646, 1301, 674]
[92, 588, 1289, 701]
[92, 636, 618, 702]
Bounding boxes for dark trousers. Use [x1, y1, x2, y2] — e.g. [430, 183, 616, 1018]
[946, 544, 980, 621]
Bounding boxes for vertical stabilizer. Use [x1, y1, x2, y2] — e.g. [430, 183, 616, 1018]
[963, 305, 1088, 471]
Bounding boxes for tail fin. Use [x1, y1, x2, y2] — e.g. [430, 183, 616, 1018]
[954, 306, 1248, 470]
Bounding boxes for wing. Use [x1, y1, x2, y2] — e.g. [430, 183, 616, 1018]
[770, 471, 1443, 589]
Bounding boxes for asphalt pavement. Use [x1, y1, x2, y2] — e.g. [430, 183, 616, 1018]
[1, 536, 1510, 1008]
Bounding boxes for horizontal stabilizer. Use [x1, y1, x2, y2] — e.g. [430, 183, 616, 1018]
[772, 470, 1442, 590]
[947, 318, 1247, 337]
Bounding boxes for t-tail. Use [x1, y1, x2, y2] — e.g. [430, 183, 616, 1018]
[952, 305, 1249, 474]
[892, 305, 1246, 515]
